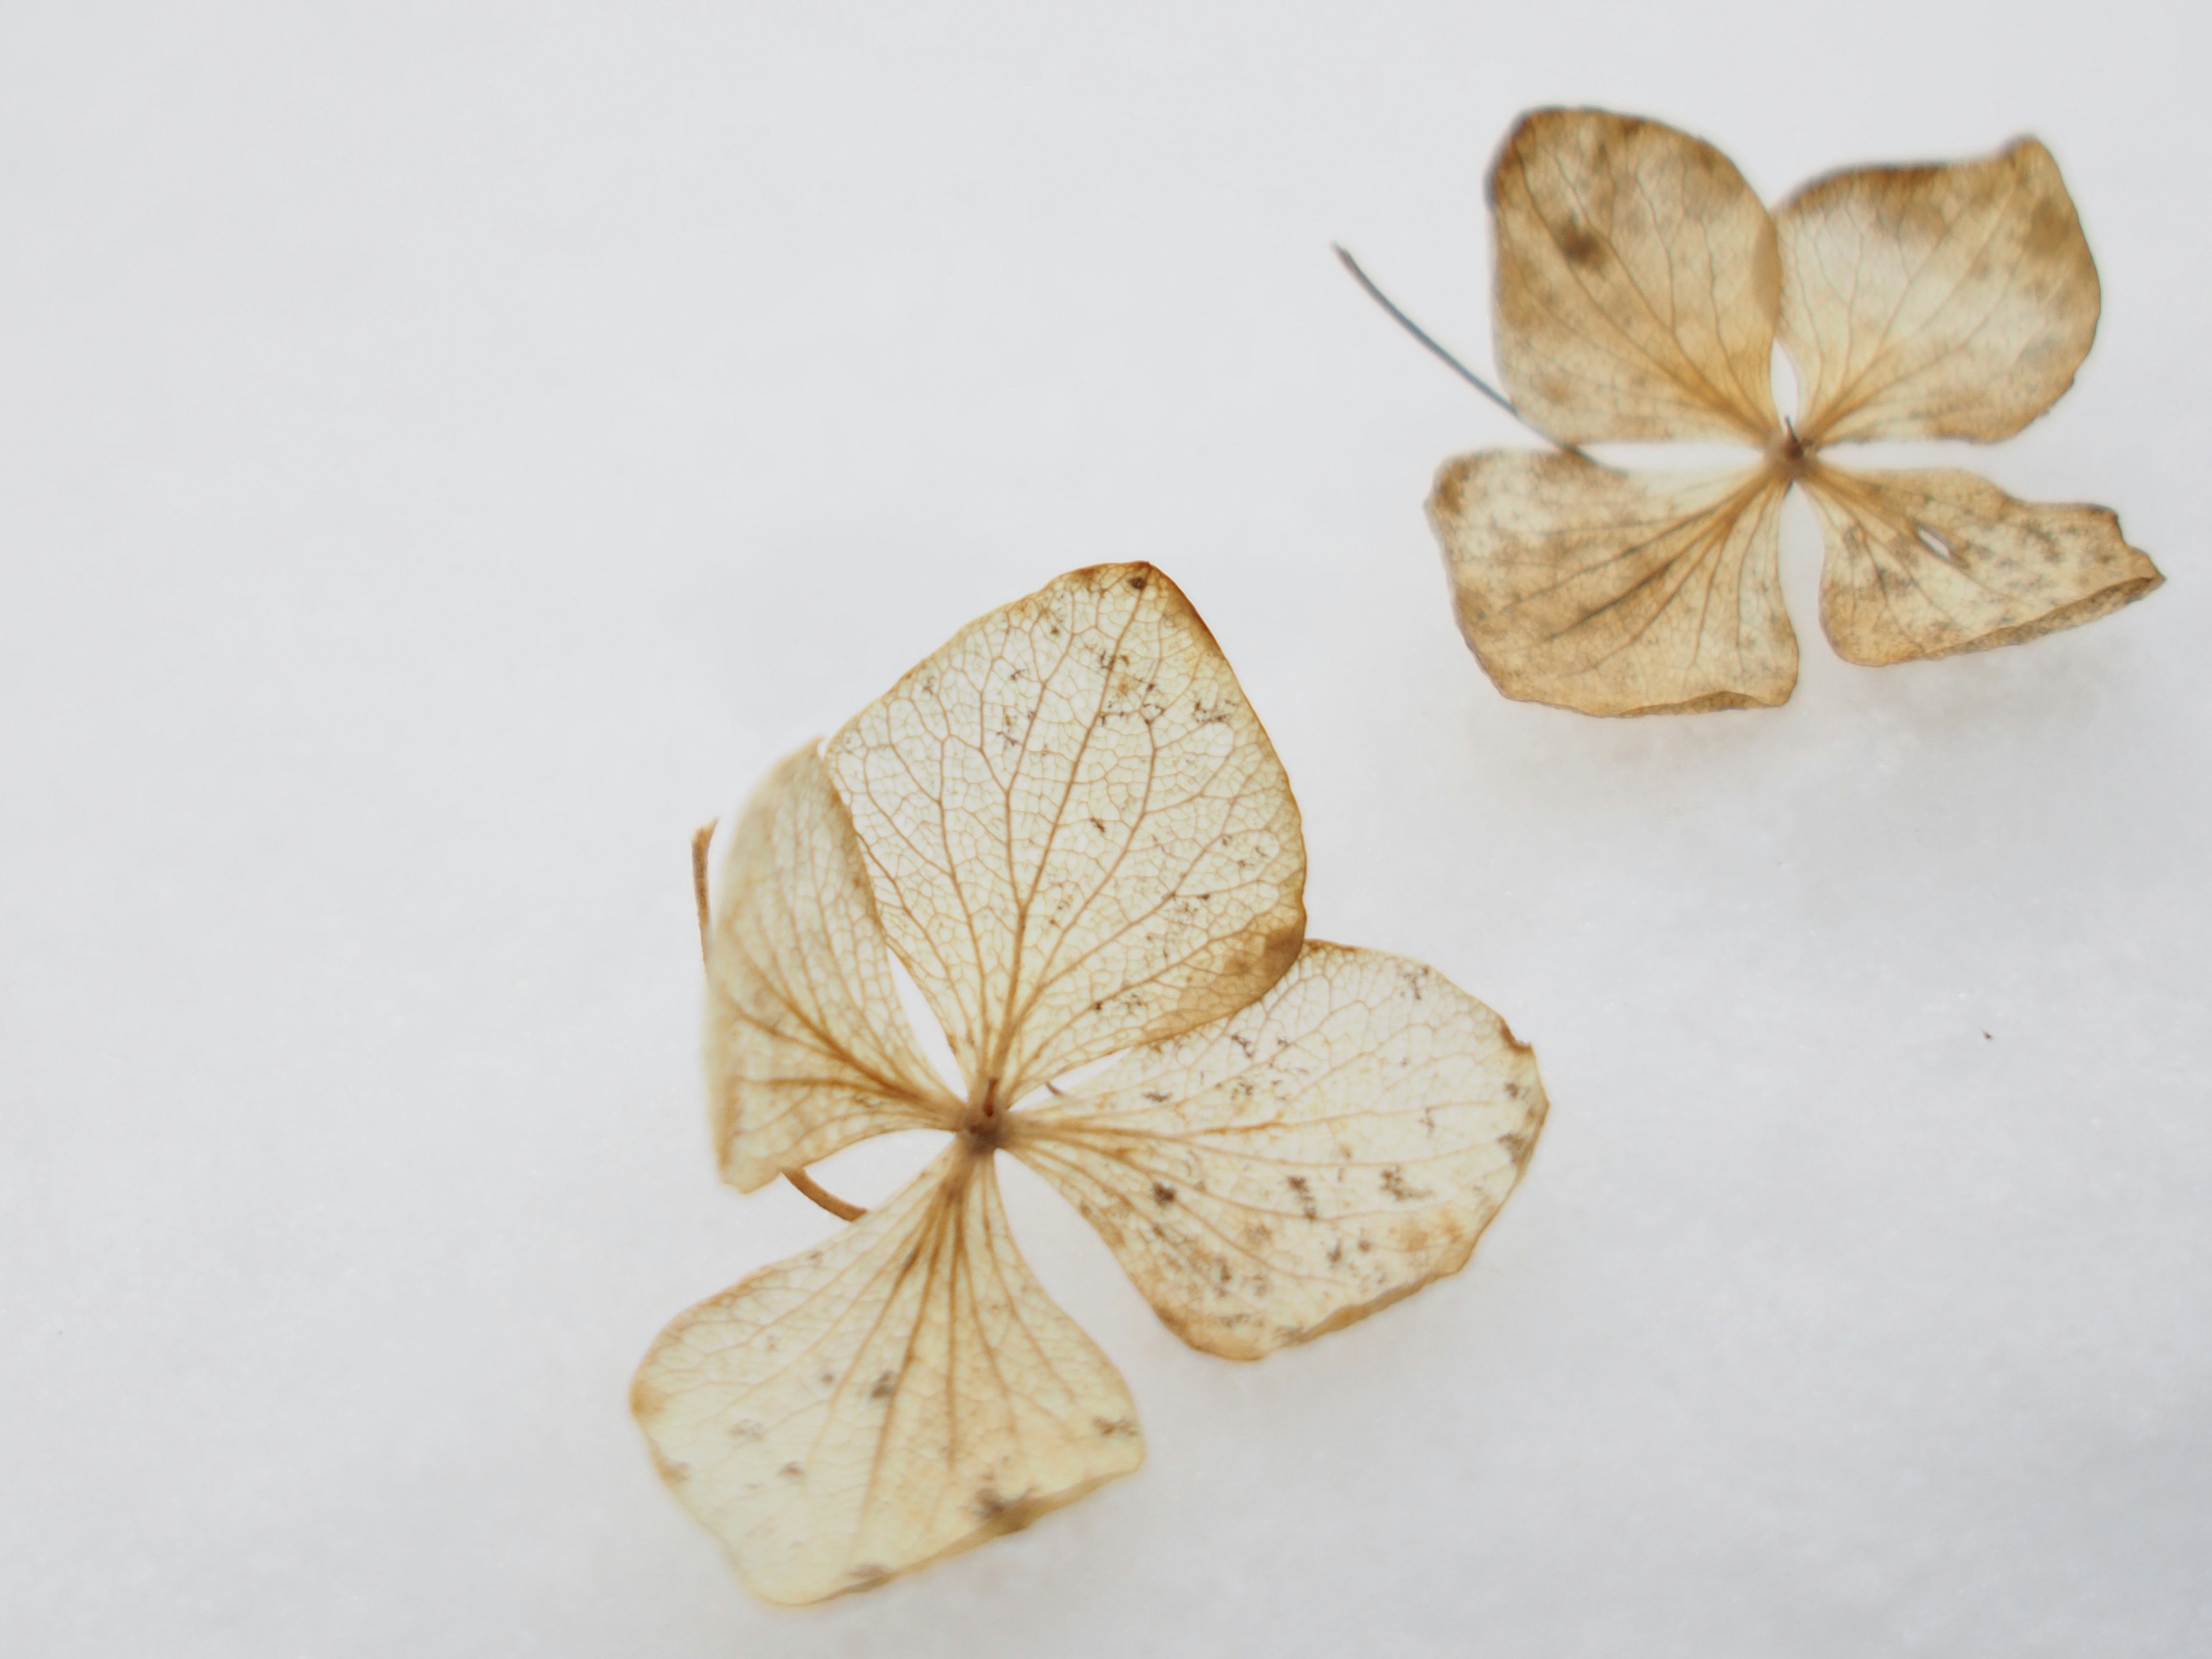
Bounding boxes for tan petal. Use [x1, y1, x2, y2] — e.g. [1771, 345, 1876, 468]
[1006, 944, 1546, 1362]
[1777, 140, 2100, 445]
[1490, 108, 1782, 445]
[1429, 450, 1796, 716]
[825, 565, 1306, 1112]
[632, 1145, 1145, 1604]
[705, 745, 960, 1192]
[1802, 464, 2161, 665]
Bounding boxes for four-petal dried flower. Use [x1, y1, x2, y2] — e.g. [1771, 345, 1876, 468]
[634, 565, 1547, 1603]
[1423, 109, 2160, 715]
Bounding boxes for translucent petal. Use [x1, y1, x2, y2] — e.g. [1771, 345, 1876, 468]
[1007, 944, 1546, 1361]
[1491, 108, 1782, 445]
[1430, 450, 1796, 716]
[1778, 141, 2100, 445]
[826, 565, 1306, 1111]
[632, 1145, 1145, 1605]
[1802, 465, 2162, 665]
[704, 744, 960, 1192]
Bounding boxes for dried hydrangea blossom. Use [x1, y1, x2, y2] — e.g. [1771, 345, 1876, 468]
[1365, 108, 2160, 716]
[634, 565, 1547, 1604]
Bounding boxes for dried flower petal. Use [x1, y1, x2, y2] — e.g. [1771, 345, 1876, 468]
[704, 745, 960, 1191]
[1491, 108, 1782, 445]
[825, 565, 1306, 1113]
[633, 1143, 1143, 1605]
[1430, 450, 1795, 716]
[1778, 141, 2100, 446]
[1008, 944, 1546, 1360]
[1802, 466, 2162, 664]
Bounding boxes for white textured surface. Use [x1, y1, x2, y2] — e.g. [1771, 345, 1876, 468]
[2, 3, 2206, 1654]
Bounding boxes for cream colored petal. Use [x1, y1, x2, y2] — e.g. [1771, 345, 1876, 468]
[1491, 108, 1782, 445]
[1777, 140, 2100, 445]
[632, 1145, 1145, 1605]
[1429, 450, 1796, 716]
[825, 565, 1306, 1112]
[1803, 464, 2161, 665]
[1006, 944, 1546, 1362]
[706, 744, 961, 1192]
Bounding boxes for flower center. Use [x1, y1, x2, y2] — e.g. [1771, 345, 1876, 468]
[963, 1083, 1006, 1150]
[1767, 418, 1812, 479]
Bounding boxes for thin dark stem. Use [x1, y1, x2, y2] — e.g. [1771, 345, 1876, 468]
[1334, 243, 1514, 414]
[1333, 243, 1573, 451]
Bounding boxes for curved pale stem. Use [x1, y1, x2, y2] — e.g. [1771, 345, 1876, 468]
[783, 1168, 868, 1222]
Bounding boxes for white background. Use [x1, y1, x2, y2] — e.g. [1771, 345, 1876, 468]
[4, 3, 2206, 1654]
